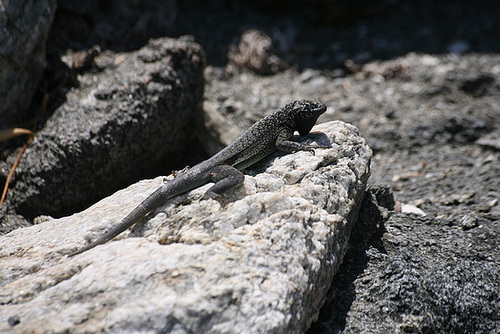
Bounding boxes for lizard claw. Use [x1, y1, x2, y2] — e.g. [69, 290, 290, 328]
[172, 165, 191, 177]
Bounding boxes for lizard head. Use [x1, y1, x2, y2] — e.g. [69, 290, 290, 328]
[287, 99, 327, 136]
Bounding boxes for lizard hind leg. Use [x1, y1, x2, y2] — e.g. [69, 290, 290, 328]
[203, 164, 245, 206]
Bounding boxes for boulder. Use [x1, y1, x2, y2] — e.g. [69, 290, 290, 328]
[0, 37, 205, 232]
[0, 121, 372, 333]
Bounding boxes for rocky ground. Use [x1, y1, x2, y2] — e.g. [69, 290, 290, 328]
[2, 0, 499, 332]
[203, 48, 500, 334]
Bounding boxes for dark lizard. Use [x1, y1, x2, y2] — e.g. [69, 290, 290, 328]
[69, 99, 327, 256]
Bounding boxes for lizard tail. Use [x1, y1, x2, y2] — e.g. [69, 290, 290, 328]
[68, 186, 168, 257]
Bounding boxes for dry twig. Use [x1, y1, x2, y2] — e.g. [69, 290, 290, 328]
[0, 128, 34, 207]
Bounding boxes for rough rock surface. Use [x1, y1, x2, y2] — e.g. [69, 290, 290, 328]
[311, 210, 500, 333]
[0, 121, 372, 334]
[0, 0, 57, 128]
[0, 37, 205, 231]
[203, 53, 500, 333]
[3, 0, 500, 332]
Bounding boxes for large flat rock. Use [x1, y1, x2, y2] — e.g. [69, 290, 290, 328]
[0, 121, 372, 333]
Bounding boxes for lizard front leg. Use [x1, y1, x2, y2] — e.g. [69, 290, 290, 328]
[275, 128, 318, 154]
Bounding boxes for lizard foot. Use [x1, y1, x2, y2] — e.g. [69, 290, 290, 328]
[202, 191, 228, 208]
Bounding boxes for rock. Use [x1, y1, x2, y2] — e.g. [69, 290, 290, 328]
[477, 131, 500, 151]
[0, 121, 372, 334]
[227, 29, 288, 75]
[459, 212, 479, 230]
[0, 0, 57, 128]
[311, 212, 500, 333]
[202, 51, 500, 332]
[400, 203, 426, 216]
[0, 37, 205, 232]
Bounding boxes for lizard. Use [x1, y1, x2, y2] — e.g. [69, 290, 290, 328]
[69, 99, 327, 257]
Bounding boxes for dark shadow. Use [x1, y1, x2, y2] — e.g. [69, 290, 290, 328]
[170, 0, 500, 67]
[307, 187, 391, 333]
[39, 0, 500, 131]
[39, 0, 500, 132]
[302, 132, 332, 148]
[48, 0, 500, 66]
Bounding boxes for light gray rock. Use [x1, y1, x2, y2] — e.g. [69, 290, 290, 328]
[0, 0, 57, 128]
[0, 121, 372, 334]
[0, 36, 205, 232]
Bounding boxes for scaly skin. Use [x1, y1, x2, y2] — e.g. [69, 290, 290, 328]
[69, 99, 327, 256]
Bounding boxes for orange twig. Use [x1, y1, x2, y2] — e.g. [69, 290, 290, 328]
[0, 128, 34, 208]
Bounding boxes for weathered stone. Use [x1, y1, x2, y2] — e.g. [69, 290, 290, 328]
[0, 0, 57, 128]
[202, 51, 500, 333]
[0, 36, 205, 232]
[311, 211, 500, 334]
[0, 121, 372, 334]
